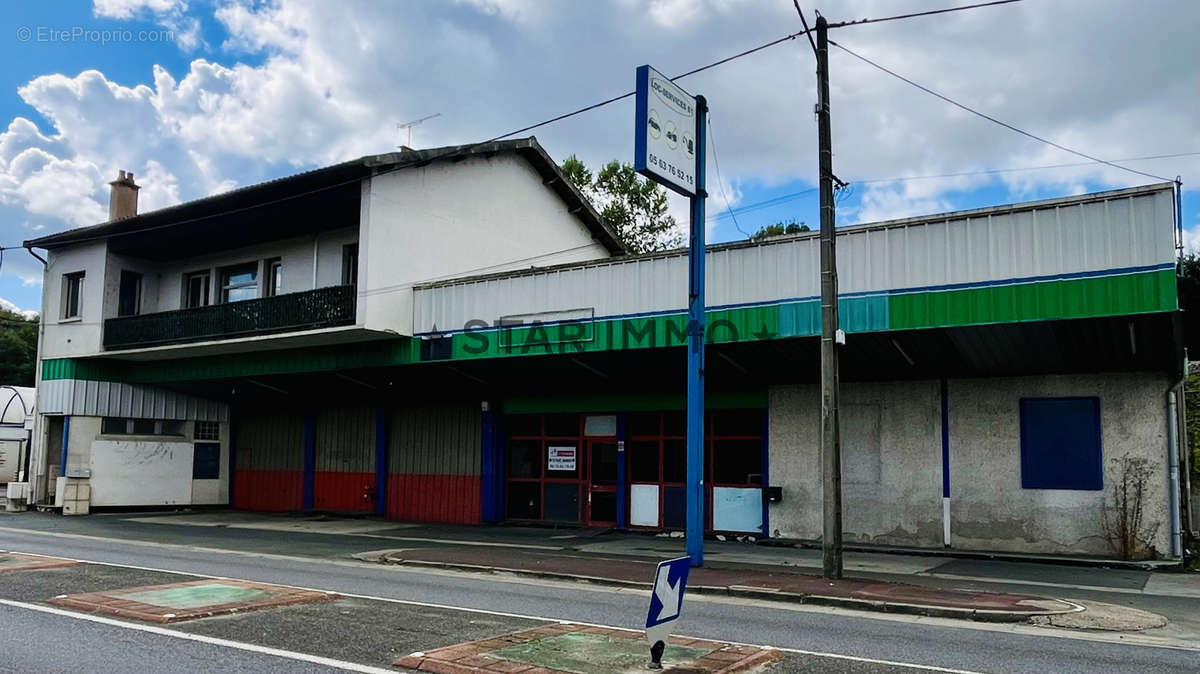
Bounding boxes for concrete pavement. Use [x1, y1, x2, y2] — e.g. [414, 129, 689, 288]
[1, 519, 1198, 673]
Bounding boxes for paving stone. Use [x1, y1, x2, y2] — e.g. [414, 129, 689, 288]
[50, 578, 337, 623]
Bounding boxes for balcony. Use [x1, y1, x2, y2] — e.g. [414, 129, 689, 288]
[103, 284, 357, 350]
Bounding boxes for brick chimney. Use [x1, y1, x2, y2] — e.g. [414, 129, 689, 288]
[108, 170, 140, 221]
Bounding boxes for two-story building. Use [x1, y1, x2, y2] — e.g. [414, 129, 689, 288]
[21, 137, 1190, 560]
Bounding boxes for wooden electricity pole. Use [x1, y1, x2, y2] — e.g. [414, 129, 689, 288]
[815, 14, 843, 580]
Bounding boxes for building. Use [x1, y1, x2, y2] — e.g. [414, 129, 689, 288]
[20, 137, 1189, 559]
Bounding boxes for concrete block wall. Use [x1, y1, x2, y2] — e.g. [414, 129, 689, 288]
[768, 372, 1173, 557]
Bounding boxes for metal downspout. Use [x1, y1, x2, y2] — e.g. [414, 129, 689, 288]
[1168, 382, 1183, 558]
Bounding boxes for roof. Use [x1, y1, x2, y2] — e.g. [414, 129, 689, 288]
[24, 137, 626, 255]
[0, 385, 34, 425]
[415, 181, 1177, 290]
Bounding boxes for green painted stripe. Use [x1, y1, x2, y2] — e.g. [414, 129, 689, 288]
[888, 268, 1177, 330]
[42, 268, 1176, 384]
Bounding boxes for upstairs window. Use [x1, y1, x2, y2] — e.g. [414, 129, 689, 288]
[61, 271, 84, 320]
[1020, 397, 1103, 490]
[265, 258, 282, 297]
[220, 263, 258, 303]
[184, 270, 211, 308]
[117, 270, 142, 317]
[342, 243, 358, 286]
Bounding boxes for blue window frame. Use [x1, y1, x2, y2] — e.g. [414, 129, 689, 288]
[1019, 397, 1102, 490]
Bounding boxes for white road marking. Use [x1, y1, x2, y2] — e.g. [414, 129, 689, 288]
[2, 527, 1198, 655]
[0, 598, 397, 674]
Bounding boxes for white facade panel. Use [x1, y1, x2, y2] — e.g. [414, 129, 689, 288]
[88, 438, 194, 506]
[414, 185, 1176, 334]
[38, 379, 227, 422]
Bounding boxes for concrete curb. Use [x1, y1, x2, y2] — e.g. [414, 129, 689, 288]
[366, 553, 1082, 624]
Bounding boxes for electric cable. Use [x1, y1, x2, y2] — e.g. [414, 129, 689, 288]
[830, 40, 1172, 183]
[706, 113, 751, 239]
[826, 0, 1025, 28]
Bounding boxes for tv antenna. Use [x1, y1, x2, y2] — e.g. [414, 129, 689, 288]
[396, 113, 441, 149]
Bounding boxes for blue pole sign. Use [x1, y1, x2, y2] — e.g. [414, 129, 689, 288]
[645, 556, 691, 651]
[636, 64, 707, 569]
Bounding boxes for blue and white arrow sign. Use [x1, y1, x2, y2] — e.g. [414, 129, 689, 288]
[645, 556, 691, 630]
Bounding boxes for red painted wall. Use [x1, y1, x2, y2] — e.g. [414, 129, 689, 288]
[313, 471, 377, 512]
[233, 469, 303, 512]
[387, 474, 481, 524]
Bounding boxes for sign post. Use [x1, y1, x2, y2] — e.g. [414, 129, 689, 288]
[644, 556, 691, 669]
[635, 65, 706, 569]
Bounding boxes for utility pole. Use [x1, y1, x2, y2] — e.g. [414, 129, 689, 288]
[816, 14, 843, 580]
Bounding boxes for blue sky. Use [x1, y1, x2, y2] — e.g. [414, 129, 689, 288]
[0, 1, 1196, 315]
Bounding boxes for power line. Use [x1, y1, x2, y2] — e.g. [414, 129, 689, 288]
[792, 1, 819, 58]
[829, 40, 1172, 183]
[706, 113, 751, 238]
[827, 0, 1024, 28]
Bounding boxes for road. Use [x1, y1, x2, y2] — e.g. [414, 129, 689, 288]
[0, 525, 1197, 673]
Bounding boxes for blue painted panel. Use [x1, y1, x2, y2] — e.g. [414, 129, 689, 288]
[375, 407, 388, 515]
[1019, 397, 1103, 490]
[302, 412, 315, 510]
[192, 442, 221, 480]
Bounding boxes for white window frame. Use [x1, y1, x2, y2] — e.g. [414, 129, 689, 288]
[61, 271, 85, 320]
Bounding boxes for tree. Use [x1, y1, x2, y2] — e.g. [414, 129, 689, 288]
[561, 156, 682, 254]
[0, 309, 38, 386]
[751, 219, 810, 242]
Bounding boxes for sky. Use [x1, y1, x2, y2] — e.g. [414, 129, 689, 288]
[0, 0, 1197, 316]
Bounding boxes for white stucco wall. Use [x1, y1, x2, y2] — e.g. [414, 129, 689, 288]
[768, 373, 1173, 557]
[42, 242, 108, 358]
[359, 154, 612, 335]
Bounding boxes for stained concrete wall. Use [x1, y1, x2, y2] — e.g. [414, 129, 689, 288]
[768, 381, 943, 547]
[768, 372, 1174, 557]
[948, 373, 1170, 557]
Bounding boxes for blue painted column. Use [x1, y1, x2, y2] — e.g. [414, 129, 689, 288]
[302, 411, 315, 511]
[59, 416, 70, 477]
[480, 403, 501, 523]
[686, 95, 708, 567]
[375, 406, 388, 516]
[228, 414, 237, 506]
[760, 408, 770, 538]
[940, 379, 951, 547]
[616, 413, 628, 530]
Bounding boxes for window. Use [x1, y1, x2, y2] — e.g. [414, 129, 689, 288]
[101, 417, 185, 436]
[341, 243, 358, 286]
[61, 271, 84, 319]
[192, 442, 221, 479]
[117, 270, 142, 317]
[194, 421, 220, 441]
[220, 263, 258, 303]
[265, 258, 282, 297]
[184, 271, 211, 308]
[1019, 397, 1103, 490]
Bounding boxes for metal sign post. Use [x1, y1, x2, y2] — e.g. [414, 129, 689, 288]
[635, 65, 707, 568]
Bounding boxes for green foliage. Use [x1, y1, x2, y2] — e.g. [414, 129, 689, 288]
[751, 219, 810, 242]
[0, 308, 38, 386]
[560, 155, 682, 254]
[1179, 253, 1200, 356]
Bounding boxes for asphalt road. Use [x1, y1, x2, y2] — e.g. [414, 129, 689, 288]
[0, 526, 1197, 674]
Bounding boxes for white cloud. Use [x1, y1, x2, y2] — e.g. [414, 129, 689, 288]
[0, 297, 38, 318]
[3, 0, 1196, 244]
[93, 0, 202, 50]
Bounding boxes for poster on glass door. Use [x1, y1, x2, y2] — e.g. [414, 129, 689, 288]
[547, 446, 577, 472]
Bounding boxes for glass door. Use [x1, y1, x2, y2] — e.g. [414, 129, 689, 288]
[587, 440, 619, 526]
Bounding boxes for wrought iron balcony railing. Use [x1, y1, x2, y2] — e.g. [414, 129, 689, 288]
[103, 284, 357, 350]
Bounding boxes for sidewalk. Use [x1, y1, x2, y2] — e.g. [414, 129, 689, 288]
[355, 545, 1078, 623]
[5, 509, 1196, 626]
